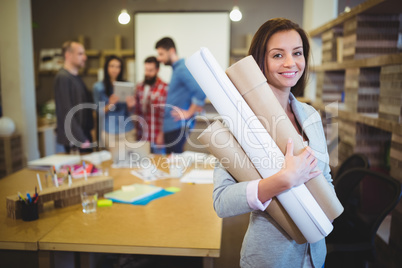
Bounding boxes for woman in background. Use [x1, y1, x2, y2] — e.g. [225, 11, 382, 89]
[213, 18, 333, 268]
[93, 55, 136, 163]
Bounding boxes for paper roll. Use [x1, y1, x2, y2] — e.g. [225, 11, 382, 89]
[186, 47, 333, 243]
[198, 120, 307, 244]
[225, 55, 344, 221]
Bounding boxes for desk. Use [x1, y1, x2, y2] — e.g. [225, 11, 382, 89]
[0, 158, 222, 268]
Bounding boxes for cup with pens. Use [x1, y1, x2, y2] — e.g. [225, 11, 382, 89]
[19, 189, 39, 221]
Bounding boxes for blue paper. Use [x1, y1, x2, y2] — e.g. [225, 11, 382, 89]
[108, 189, 174, 206]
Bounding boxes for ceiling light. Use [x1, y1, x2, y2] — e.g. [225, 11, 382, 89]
[230, 6, 242, 22]
[118, 9, 130, 25]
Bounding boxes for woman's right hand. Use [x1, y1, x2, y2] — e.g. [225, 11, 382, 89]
[281, 138, 321, 188]
[109, 94, 119, 105]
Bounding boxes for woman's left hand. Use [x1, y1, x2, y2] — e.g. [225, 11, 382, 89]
[126, 96, 136, 109]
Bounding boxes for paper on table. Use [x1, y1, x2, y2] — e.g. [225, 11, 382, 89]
[186, 47, 333, 243]
[104, 184, 162, 203]
[28, 154, 81, 171]
[225, 55, 343, 221]
[130, 167, 169, 182]
[81, 150, 111, 165]
[198, 120, 306, 244]
[180, 169, 214, 184]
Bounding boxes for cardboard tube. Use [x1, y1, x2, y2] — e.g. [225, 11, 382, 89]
[198, 120, 306, 244]
[225, 56, 344, 221]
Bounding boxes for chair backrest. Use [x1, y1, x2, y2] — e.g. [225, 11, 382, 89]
[334, 168, 402, 245]
[335, 153, 370, 181]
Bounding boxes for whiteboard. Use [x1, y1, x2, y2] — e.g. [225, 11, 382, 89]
[135, 12, 230, 83]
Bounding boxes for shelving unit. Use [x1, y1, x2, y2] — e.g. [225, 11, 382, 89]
[309, 0, 402, 263]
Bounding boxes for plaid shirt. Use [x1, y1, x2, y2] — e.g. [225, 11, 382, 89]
[135, 77, 168, 143]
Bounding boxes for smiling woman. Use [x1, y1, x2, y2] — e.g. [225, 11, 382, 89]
[212, 18, 333, 268]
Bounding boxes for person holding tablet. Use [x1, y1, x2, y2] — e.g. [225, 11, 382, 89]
[93, 55, 136, 162]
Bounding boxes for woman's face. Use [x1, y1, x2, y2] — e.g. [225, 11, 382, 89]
[108, 59, 121, 81]
[264, 30, 305, 93]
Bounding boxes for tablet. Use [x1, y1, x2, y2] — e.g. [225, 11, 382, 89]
[113, 81, 135, 102]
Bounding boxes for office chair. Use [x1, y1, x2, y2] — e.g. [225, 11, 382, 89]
[325, 168, 402, 268]
[334, 153, 370, 182]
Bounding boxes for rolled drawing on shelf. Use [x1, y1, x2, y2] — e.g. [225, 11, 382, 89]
[186, 47, 340, 243]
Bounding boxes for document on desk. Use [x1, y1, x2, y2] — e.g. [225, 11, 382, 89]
[105, 184, 163, 203]
[28, 154, 81, 171]
[180, 169, 214, 184]
[130, 167, 169, 182]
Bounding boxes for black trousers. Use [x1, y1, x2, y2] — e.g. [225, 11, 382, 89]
[163, 128, 189, 154]
[64, 130, 93, 154]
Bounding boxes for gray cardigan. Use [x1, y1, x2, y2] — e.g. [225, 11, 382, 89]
[213, 94, 333, 268]
[54, 68, 94, 146]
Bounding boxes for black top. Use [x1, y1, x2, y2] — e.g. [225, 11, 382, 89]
[54, 68, 94, 146]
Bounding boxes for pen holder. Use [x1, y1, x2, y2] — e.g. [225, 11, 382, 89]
[20, 201, 39, 221]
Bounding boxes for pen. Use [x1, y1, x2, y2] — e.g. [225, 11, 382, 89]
[36, 173, 43, 191]
[33, 194, 39, 204]
[83, 161, 88, 181]
[68, 167, 72, 187]
[27, 193, 32, 203]
[53, 166, 59, 187]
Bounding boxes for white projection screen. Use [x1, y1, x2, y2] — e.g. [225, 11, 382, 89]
[134, 12, 230, 83]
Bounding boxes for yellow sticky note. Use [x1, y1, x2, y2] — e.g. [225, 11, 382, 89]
[97, 199, 113, 207]
[165, 187, 181, 193]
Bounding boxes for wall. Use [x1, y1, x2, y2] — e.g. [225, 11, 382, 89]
[0, 0, 40, 162]
[31, 0, 304, 105]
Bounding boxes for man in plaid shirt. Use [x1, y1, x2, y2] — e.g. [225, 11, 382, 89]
[135, 56, 168, 154]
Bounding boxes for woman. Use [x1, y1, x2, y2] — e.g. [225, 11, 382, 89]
[213, 18, 333, 267]
[93, 55, 136, 162]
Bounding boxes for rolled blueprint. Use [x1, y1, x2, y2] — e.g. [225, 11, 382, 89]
[198, 120, 307, 244]
[186, 47, 333, 243]
[225, 56, 343, 221]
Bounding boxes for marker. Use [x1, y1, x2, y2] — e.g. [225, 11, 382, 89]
[53, 166, 59, 187]
[36, 173, 43, 191]
[68, 167, 72, 187]
[27, 193, 32, 203]
[18, 192, 26, 203]
[83, 161, 88, 181]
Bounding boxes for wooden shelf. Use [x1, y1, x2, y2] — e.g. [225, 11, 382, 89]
[312, 53, 402, 72]
[313, 102, 402, 135]
[308, 0, 402, 37]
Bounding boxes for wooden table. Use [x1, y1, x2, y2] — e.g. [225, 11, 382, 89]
[0, 157, 222, 268]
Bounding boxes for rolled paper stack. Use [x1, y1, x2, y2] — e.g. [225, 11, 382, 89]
[225, 56, 344, 221]
[198, 120, 306, 244]
[186, 47, 333, 243]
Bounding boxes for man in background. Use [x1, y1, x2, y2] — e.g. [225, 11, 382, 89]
[135, 56, 168, 154]
[155, 37, 206, 154]
[54, 41, 94, 153]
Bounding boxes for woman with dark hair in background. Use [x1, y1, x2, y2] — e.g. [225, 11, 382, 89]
[213, 18, 333, 267]
[93, 55, 136, 162]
